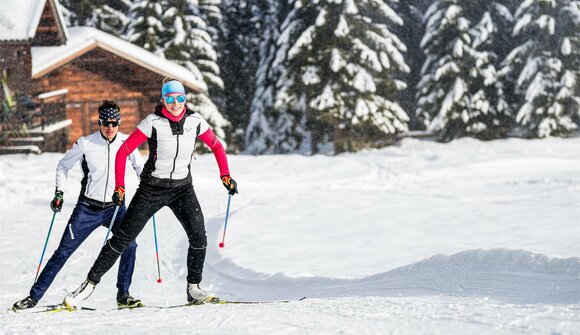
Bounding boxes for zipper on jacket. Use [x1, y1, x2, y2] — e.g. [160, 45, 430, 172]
[169, 134, 179, 180]
[103, 141, 111, 207]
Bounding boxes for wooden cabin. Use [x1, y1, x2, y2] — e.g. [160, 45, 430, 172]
[1, 0, 206, 152]
[0, 0, 67, 94]
[32, 26, 207, 146]
[0, 0, 69, 153]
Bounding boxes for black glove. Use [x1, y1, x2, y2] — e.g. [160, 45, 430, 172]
[221, 175, 238, 195]
[112, 186, 125, 206]
[50, 189, 64, 212]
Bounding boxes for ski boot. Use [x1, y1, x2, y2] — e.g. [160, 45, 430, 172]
[117, 291, 144, 309]
[12, 296, 38, 310]
[63, 278, 96, 309]
[187, 283, 219, 304]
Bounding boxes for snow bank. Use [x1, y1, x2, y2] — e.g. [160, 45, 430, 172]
[207, 248, 580, 304]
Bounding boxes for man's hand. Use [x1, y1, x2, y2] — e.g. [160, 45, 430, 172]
[221, 175, 238, 195]
[112, 186, 125, 206]
[50, 189, 64, 212]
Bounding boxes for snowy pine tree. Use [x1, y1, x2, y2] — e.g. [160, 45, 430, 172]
[60, 0, 133, 36]
[244, 0, 297, 153]
[162, 0, 227, 138]
[417, 1, 512, 141]
[502, 0, 522, 15]
[392, 0, 428, 129]
[217, 0, 262, 151]
[126, 1, 167, 55]
[163, 0, 223, 92]
[197, 0, 228, 136]
[277, 0, 411, 153]
[198, 0, 222, 42]
[187, 91, 229, 140]
[490, 1, 517, 62]
[501, 0, 580, 138]
[126, 0, 228, 138]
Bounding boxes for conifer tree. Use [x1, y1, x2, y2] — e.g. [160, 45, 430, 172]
[392, 0, 427, 129]
[163, 0, 223, 91]
[197, 0, 227, 133]
[216, 0, 264, 150]
[126, 0, 167, 55]
[162, 0, 227, 137]
[198, 0, 222, 42]
[502, 0, 580, 137]
[502, 0, 521, 15]
[417, 1, 512, 141]
[60, 0, 133, 36]
[245, 0, 312, 153]
[126, 0, 227, 137]
[244, 0, 294, 153]
[279, 0, 411, 153]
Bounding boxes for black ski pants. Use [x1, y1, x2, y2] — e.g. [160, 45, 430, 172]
[88, 182, 207, 285]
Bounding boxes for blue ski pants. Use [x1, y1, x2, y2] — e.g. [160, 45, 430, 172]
[29, 202, 137, 302]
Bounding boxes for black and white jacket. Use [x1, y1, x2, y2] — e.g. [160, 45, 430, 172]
[136, 106, 211, 188]
[56, 131, 144, 208]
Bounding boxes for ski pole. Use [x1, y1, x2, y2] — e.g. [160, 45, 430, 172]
[218, 194, 232, 248]
[152, 214, 162, 283]
[34, 212, 57, 283]
[103, 206, 120, 246]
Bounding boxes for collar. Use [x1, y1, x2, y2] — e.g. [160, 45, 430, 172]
[161, 106, 186, 122]
[99, 131, 117, 143]
[155, 104, 193, 121]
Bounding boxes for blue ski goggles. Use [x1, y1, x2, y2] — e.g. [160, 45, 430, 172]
[164, 94, 186, 104]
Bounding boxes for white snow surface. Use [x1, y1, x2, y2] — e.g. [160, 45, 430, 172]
[1, 137, 580, 334]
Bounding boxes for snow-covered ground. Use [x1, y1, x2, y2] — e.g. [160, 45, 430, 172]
[1, 137, 579, 334]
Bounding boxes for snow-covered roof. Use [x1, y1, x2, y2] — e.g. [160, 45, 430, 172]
[0, 0, 68, 42]
[31, 26, 207, 93]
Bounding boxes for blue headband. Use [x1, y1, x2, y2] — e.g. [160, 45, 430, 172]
[162, 81, 185, 97]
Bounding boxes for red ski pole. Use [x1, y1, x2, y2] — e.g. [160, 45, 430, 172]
[152, 214, 162, 283]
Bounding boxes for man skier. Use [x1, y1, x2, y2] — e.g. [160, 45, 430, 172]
[12, 100, 145, 310]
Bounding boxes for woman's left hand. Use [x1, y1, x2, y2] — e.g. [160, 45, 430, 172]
[221, 175, 238, 195]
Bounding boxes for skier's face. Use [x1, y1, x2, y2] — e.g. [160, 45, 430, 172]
[163, 93, 186, 116]
[100, 118, 119, 140]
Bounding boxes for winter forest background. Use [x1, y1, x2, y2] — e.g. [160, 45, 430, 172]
[59, 0, 580, 154]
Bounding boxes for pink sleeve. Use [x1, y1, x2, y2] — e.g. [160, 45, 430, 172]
[116, 128, 148, 187]
[198, 128, 230, 177]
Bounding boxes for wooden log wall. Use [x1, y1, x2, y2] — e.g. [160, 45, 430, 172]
[34, 48, 168, 146]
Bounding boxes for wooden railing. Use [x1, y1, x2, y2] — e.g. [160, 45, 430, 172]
[36, 88, 68, 130]
[0, 89, 68, 143]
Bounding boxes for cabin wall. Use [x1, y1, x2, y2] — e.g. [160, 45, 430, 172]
[34, 49, 167, 146]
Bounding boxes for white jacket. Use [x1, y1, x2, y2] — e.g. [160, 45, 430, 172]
[56, 131, 144, 207]
[137, 107, 210, 188]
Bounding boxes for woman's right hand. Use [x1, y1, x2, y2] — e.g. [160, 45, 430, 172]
[112, 186, 125, 206]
